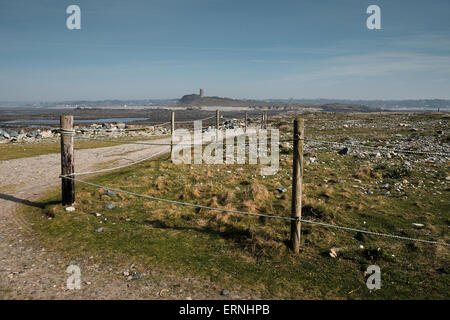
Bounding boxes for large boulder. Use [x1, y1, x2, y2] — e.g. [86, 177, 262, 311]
[26, 131, 37, 138]
[6, 129, 18, 138]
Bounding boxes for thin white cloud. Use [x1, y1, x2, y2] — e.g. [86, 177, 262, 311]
[274, 52, 450, 83]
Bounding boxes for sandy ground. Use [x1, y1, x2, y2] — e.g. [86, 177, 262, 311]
[0, 138, 257, 299]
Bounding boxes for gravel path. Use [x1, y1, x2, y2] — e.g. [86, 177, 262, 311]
[0, 139, 256, 299]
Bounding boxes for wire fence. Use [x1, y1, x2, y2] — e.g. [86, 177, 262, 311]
[60, 174, 450, 247]
[57, 113, 450, 249]
[72, 115, 218, 134]
[72, 134, 450, 158]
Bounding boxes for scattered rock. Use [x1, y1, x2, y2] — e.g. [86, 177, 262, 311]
[65, 206, 75, 212]
[412, 223, 424, 228]
[329, 247, 341, 258]
[276, 187, 287, 193]
[104, 202, 116, 209]
[104, 190, 117, 197]
[94, 227, 104, 233]
[129, 272, 141, 281]
[220, 289, 230, 296]
[308, 157, 317, 164]
[338, 147, 349, 155]
[6, 130, 18, 138]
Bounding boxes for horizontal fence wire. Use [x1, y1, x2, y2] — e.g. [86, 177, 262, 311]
[64, 148, 170, 176]
[70, 115, 218, 134]
[73, 136, 291, 146]
[59, 174, 450, 247]
[72, 132, 449, 158]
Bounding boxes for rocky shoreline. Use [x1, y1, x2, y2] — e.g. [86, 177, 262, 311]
[0, 122, 171, 144]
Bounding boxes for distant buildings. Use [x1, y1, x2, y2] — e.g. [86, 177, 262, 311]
[199, 88, 204, 97]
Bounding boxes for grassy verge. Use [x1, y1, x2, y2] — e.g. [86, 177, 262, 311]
[0, 135, 168, 161]
[23, 143, 449, 299]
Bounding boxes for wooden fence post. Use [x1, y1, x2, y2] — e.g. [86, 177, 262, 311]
[244, 111, 248, 133]
[264, 111, 268, 128]
[290, 118, 304, 253]
[216, 109, 220, 141]
[261, 112, 265, 129]
[171, 111, 175, 159]
[60, 115, 75, 206]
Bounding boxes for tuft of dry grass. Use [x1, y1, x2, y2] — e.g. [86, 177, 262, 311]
[249, 183, 269, 202]
[354, 167, 382, 180]
[154, 175, 167, 190]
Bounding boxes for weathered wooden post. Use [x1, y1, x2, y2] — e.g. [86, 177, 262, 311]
[244, 111, 248, 133]
[261, 112, 265, 129]
[216, 109, 220, 141]
[60, 115, 75, 206]
[290, 118, 304, 254]
[171, 111, 175, 159]
[264, 111, 268, 128]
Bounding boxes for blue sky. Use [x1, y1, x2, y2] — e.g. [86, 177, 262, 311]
[0, 0, 449, 101]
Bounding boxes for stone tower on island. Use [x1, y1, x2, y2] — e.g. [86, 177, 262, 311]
[199, 88, 204, 97]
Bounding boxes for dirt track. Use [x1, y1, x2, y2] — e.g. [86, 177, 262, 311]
[0, 139, 254, 299]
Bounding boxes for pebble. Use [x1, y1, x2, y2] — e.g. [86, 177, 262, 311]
[329, 247, 340, 258]
[220, 289, 230, 296]
[65, 206, 75, 212]
[94, 227, 104, 233]
[104, 202, 116, 209]
[104, 190, 117, 197]
[338, 147, 349, 155]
